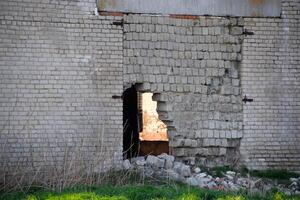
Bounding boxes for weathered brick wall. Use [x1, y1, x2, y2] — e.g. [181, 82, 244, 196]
[1, 0, 299, 174]
[0, 0, 123, 172]
[240, 0, 300, 171]
[123, 15, 244, 166]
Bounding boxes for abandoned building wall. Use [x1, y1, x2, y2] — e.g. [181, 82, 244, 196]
[240, 0, 300, 171]
[0, 0, 123, 172]
[123, 15, 244, 166]
[1, 0, 299, 174]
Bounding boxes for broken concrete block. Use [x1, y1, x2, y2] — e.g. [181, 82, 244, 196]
[158, 153, 175, 169]
[146, 155, 165, 168]
[194, 167, 201, 174]
[173, 161, 191, 177]
[166, 169, 181, 181]
[123, 159, 132, 170]
[185, 176, 198, 186]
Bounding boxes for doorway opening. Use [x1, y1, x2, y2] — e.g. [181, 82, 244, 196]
[123, 86, 140, 159]
[123, 86, 169, 159]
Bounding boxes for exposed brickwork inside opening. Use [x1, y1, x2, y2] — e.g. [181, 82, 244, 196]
[139, 92, 168, 142]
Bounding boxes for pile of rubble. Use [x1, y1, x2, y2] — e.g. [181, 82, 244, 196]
[122, 153, 300, 195]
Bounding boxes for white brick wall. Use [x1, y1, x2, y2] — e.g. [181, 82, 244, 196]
[0, 0, 123, 172]
[1, 0, 299, 174]
[240, 0, 300, 171]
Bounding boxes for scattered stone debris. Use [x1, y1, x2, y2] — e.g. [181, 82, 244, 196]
[123, 153, 300, 195]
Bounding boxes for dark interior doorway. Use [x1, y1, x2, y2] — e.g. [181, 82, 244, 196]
[123, 86, 140, 159]
[123, 86, 169, 159]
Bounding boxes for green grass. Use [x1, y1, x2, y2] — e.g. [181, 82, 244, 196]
[1, 183, 300, 200]
[208, 166, 234, 177]
[25, 193, 128, 200]
[192, 164, 234, 178]
[202, 165, 300, 181]
[249, 169, 300, 180]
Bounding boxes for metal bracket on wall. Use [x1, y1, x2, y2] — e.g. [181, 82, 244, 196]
[112, 20, 124, 27]
[242, 95, 254, 104]
[112, 95, 123, 99]
[244, 29, 255, 36]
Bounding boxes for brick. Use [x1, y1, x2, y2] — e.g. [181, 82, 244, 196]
[240, 0, 300, 171]
[2, 0, 299, 175]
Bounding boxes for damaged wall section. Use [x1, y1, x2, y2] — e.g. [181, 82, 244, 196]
[123, 15, 244, 166]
